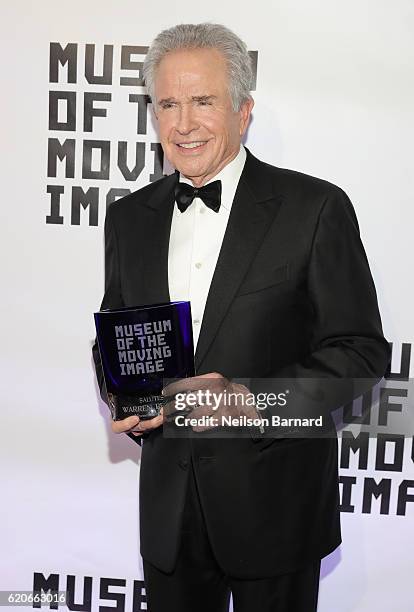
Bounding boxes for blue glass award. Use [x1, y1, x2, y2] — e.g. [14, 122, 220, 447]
[94, 301, 195, 420]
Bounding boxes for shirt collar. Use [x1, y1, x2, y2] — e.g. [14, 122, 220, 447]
[178, 145, 247, 211]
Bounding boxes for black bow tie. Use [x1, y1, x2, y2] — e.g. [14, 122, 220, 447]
[174, 179, 222, 213]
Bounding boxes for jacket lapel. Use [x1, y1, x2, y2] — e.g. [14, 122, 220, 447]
[135, 172, 176, 306]
[194, 150, 283, 371]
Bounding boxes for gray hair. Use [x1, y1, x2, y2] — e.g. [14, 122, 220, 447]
[143, 23, 253, 111]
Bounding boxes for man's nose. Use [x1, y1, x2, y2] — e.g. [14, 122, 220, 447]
[176, 103, 198, 134]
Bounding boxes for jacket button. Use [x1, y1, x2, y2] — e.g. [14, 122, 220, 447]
[178, 459, 189, 470]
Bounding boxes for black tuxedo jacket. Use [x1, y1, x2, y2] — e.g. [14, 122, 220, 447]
[93, 149, 390, 578]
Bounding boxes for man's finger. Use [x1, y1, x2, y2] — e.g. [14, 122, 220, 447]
[111, 415, 140, 434]
[134, 414, 164, 431]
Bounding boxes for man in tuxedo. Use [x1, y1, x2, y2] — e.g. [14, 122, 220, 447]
[93, 23, 390, 612]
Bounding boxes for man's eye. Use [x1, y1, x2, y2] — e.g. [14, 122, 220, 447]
[160, 103, 175, 110]
[198, 100, 211, 106]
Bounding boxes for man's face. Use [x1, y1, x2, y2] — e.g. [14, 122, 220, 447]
[153, 47, 254, 187]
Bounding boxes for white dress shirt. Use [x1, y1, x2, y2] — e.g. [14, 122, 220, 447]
[168, 145, 247, 353]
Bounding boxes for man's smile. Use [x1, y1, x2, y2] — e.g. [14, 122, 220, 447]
[175, 141, 209, 153]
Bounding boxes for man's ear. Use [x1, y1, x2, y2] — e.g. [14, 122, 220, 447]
[239, 97, 254, 136]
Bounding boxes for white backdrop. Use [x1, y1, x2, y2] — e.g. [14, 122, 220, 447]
[1, 1, 413, 610]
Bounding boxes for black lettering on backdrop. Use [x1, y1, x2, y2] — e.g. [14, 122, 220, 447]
[46, 185, 64, 224]
[46, 44, 170, 225]
[128, 94, 150, 134]
[32, 572, 60, 610]
[120, 46, 147, 86]
[339, 476, 357, 512]
[375, 434, 405, 472]
[339, 400, 414, 515]
[49, 42, 77, 83]
[150, 142, 164, 182]
[85, 44, 114, 85]
[340, 474, 414, 516]
[83, 92, 111, 132]
[379, 388, 407, 426]
[248, 50, 258, 90]
[340, 431, 369, 469]
[71, 186, 99, 226]
[66, 575, 93, 612]
[132, 580, 147, 612]
[118, 142, 145, 180]
[343, 388, 372, 424]
[99, 578, 126, 612]
[362, 478, 391, 514]
[48, 138, 75, 178]
[386, 342, 411, 380]
[397, 480, 414, 515]
[49, 91, 76, 131]
[338, 343, 412, 516]
[82, 140, 111, 180]
[32, 573, 147, 612]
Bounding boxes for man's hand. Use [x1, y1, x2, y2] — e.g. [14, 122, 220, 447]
[162, 372, 260, 432]
[110, 409, 164, 437]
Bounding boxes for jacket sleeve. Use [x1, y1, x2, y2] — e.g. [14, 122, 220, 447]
[92, 206, 142, 446]
[249, 187, 391, 429]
